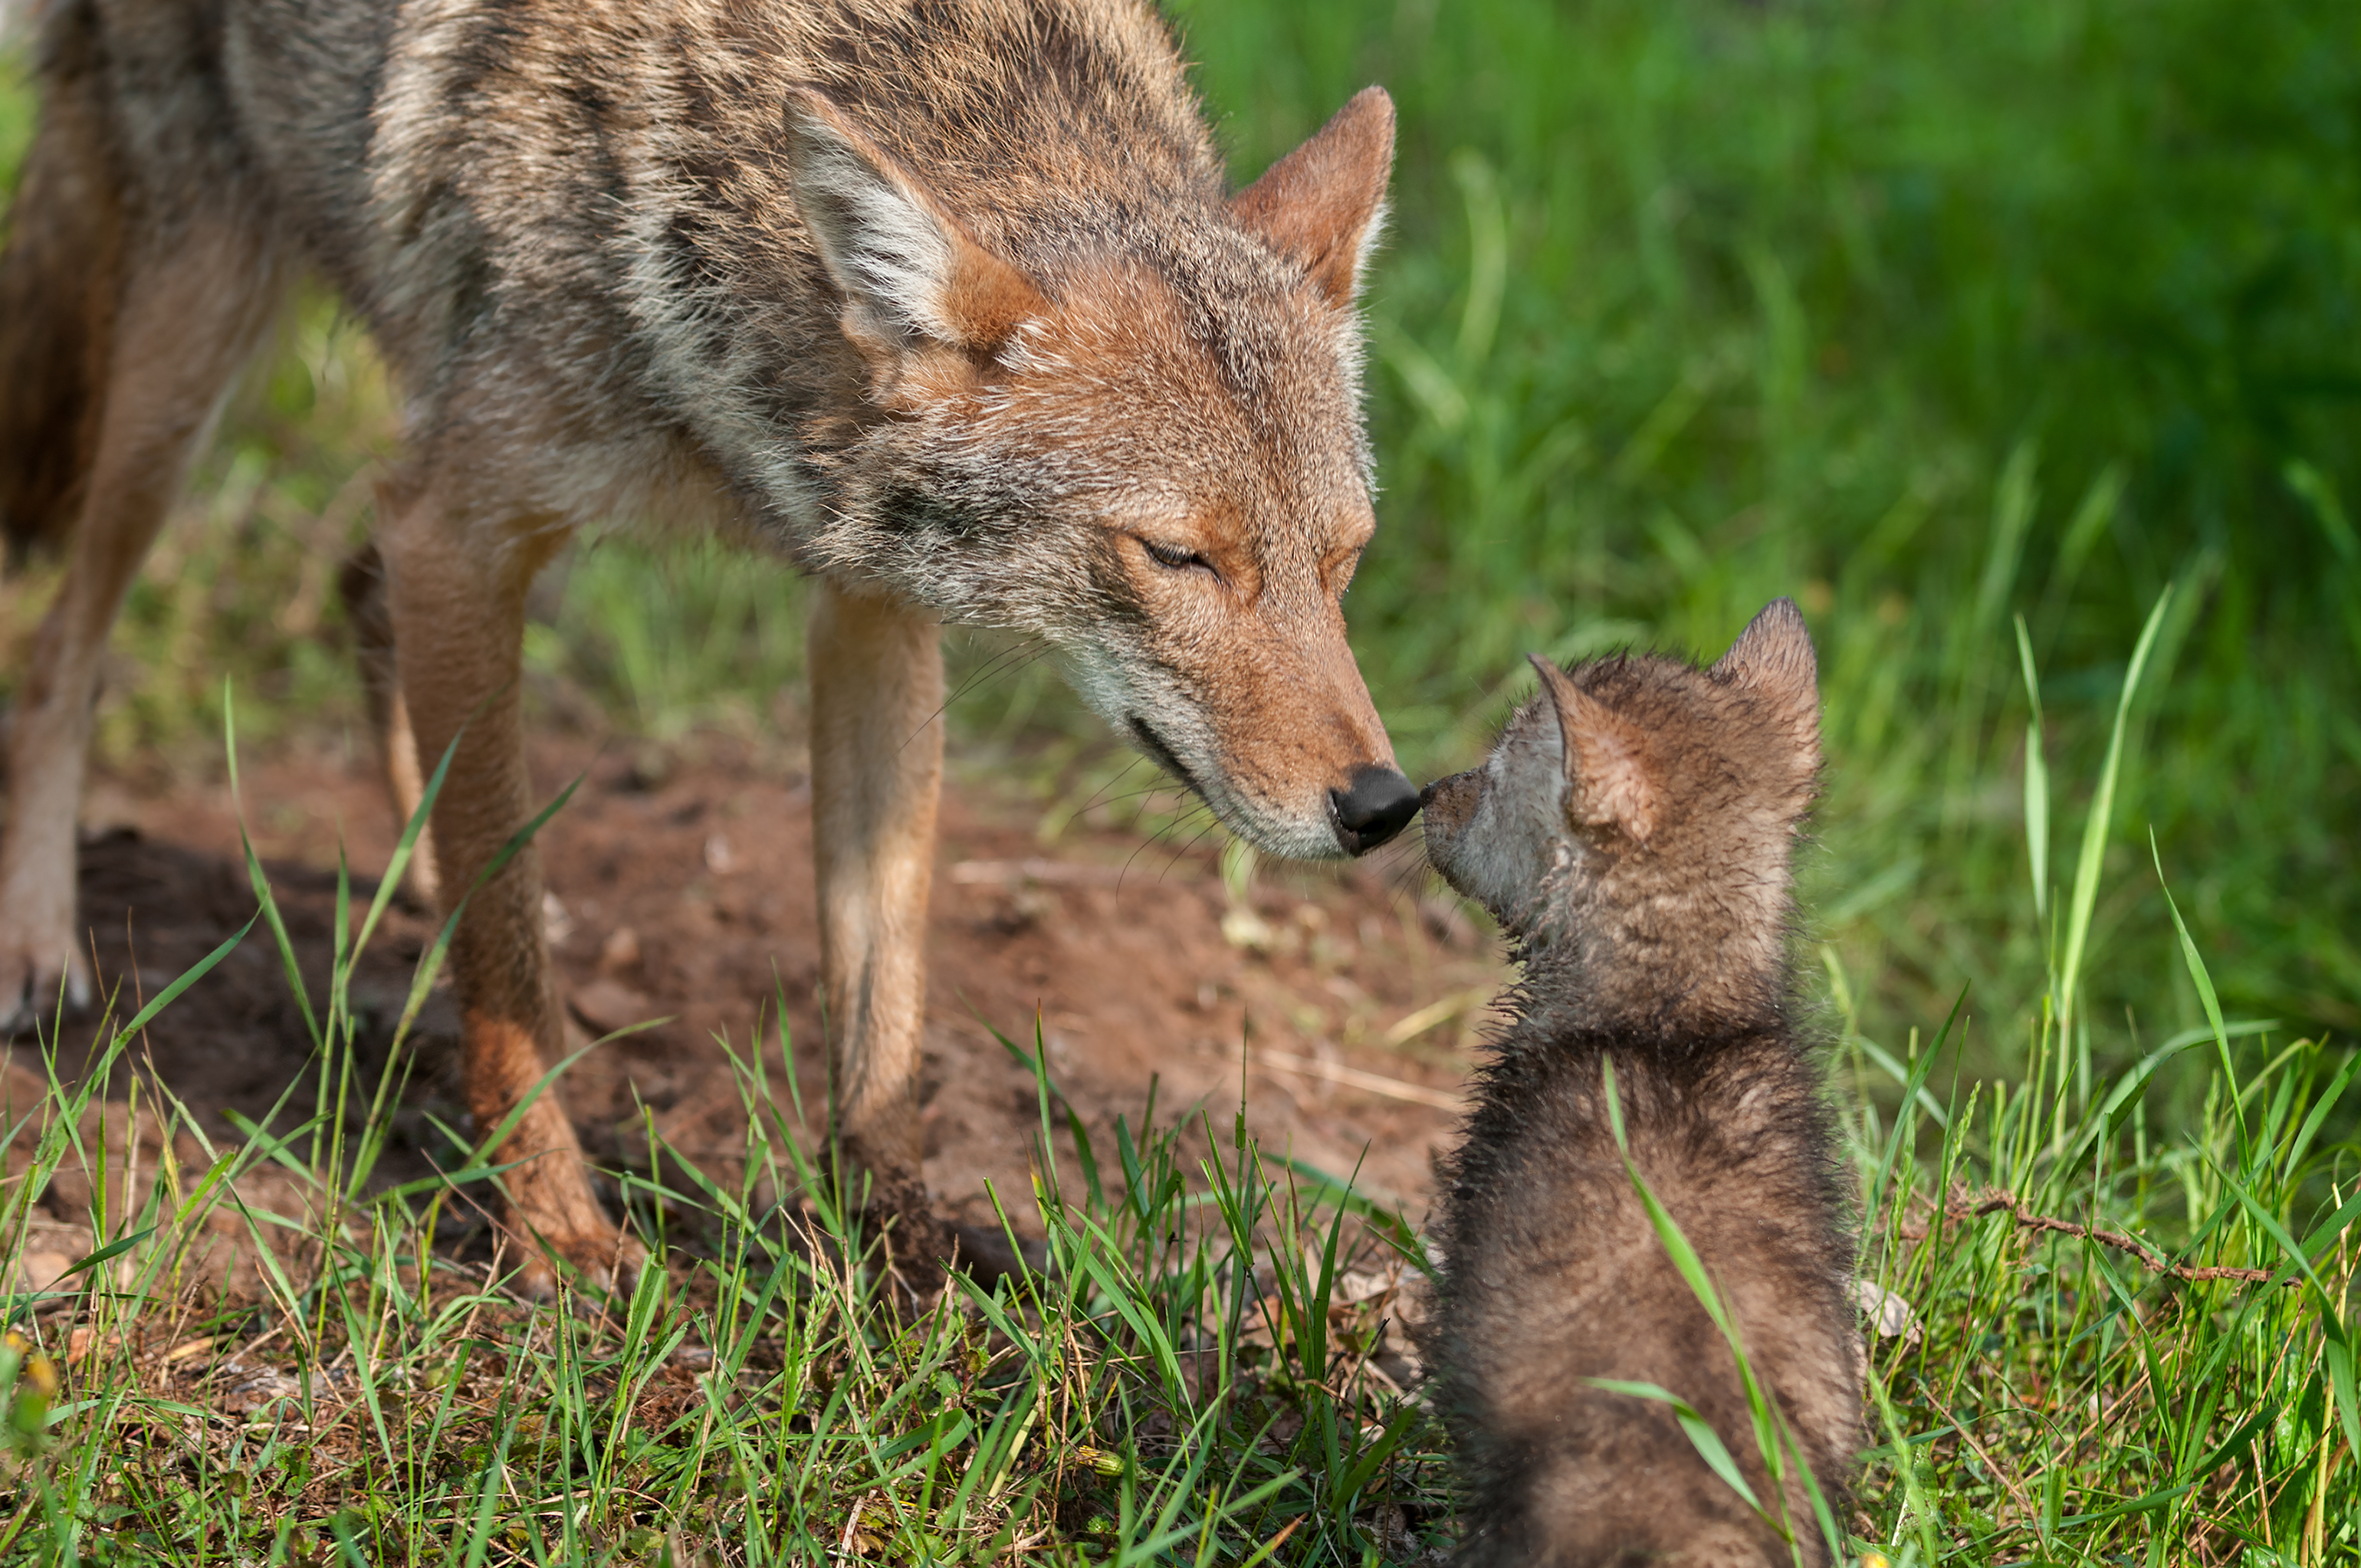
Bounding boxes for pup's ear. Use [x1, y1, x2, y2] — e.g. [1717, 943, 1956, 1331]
[784, 87, 1046, 357]
[1709, 598, 1821, 746]
[1229, 86, 1394, 308]
[1530, 654, 1660, 845]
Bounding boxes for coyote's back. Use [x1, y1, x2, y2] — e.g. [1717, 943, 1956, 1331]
[1420, 604, 1860, 1566]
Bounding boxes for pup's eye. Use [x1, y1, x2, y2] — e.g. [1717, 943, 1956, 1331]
[1142, 539, 1216, 576]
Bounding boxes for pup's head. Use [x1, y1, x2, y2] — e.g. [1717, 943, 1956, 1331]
[1421, 601, 1821, 1026]
[784, 86, 1417, 860]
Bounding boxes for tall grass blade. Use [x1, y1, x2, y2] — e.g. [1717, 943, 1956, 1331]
[2014, 615, 2049, 922]
[2055, 585, 2172, 1042]
[2150, 832, 2248, 1164]
[1584, 1378, 1765, 1512]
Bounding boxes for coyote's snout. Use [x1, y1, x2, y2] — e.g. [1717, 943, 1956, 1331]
[0, 0, 1414, 1288]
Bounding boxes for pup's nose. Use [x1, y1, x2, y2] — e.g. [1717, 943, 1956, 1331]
[1330, 766, 1421, 855]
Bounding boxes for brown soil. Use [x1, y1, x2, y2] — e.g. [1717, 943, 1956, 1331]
[15, 734, 1502, 1266]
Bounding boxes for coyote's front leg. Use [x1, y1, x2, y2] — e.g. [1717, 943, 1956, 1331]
[378, 481, 635, 1294]
[807, 582, 945, 1245]
[0, 215, 282, 1030]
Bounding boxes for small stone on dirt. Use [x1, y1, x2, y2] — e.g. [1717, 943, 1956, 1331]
[570, 977, 659, 1037]
[599, 925, 642, 975]
[15, 1252, 73, 1294]
[1220, 907, 1278, 953]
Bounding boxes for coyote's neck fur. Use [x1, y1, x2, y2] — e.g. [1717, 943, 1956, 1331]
[1419, 600, 1859, 1567]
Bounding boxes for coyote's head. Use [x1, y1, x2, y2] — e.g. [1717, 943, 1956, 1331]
[781, 86, 1417, 861]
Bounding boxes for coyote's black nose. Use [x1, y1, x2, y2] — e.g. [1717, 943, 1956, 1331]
[1330, 766, 1421, 855]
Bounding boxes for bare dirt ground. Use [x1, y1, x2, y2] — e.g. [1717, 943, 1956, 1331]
[12, 733, 1505, 1277]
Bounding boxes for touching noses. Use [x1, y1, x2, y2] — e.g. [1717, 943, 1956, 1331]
[1330, 765, 1421, 855]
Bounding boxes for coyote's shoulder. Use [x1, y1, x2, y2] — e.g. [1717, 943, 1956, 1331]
[1419, 603, 1860, 1566]
[245, 0, 1307, 564]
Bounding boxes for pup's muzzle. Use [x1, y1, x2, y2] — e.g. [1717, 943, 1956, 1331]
[1329, 766, 1421, 855]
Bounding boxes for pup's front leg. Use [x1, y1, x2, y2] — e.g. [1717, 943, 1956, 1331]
[379, 480, 637, 1295]
[807, 582, 945, 1258]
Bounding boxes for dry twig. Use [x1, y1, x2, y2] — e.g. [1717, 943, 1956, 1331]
[1900, 1184, 2279, 1284]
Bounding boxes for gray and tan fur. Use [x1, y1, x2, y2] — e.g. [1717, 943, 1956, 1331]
[1419, 601, 1858, 1566]
[0, 0, 1422, 1288]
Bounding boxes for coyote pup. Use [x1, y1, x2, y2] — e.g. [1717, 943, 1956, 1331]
[0, 0, 1420, 1285]
[1419, 601, 1857, 1566]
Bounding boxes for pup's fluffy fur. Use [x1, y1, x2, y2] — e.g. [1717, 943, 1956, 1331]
[1419, 600, 1859, 1566]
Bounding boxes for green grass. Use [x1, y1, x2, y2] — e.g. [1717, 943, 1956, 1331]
[2, 611, 2356, 1563]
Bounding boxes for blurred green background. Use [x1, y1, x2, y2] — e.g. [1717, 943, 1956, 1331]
[2, 0, 2355, 1076]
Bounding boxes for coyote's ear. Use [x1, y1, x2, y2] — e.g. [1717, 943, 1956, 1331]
[784, 87, 1046, 356]
[1709, 598, 1821, 743]
[1530, 654, 1660, 845]
[1229, 86, 1394, 308]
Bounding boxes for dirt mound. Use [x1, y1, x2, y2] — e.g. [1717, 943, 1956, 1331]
[13, 737, 1502, 1274]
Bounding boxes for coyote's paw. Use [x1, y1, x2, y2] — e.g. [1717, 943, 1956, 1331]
[859, 1202, 1055, 1300]
[507, 1222, 652, 1306]
[500, 1153, 647, 1304]
[0, 914, 93, 1036]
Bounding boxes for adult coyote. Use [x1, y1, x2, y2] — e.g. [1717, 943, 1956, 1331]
[0, 0, 1419, 1288]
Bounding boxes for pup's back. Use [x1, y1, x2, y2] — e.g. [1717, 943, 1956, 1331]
[1437, 1032, 1853, 1565]
[1419, 602, 1857, 1566]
